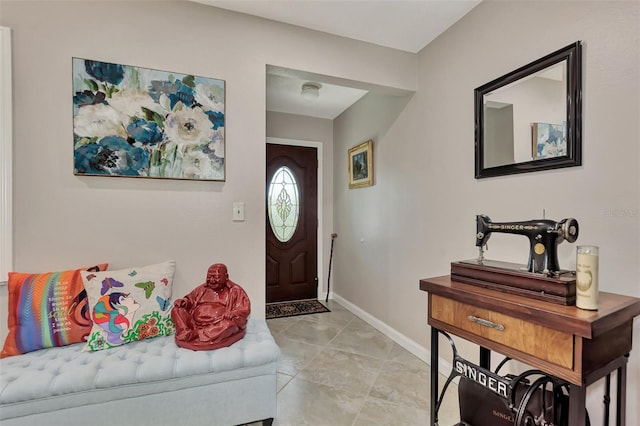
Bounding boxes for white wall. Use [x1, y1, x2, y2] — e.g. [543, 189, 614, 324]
[333, 0, 640, 423]
[484, 104, 514, 167]
[0, 26, 12, 283]
[0, 0, 416, 344]
[333, 90, 416, 328]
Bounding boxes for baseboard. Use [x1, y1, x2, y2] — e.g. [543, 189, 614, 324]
[330, 293, 453, 380]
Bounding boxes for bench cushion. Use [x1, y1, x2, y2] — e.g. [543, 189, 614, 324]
[0, 318, 279, 420]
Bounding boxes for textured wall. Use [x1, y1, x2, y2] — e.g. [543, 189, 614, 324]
[334, 1, 639, 422]
[0, 0, 415, 335]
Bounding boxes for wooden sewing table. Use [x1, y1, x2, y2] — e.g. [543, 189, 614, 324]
[420, 275, 640, 426]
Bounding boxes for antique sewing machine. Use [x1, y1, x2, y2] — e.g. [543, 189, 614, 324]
[475, 214, 579, 274]
[451, 214, 580, 305]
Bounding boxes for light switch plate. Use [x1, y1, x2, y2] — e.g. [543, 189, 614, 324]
[232, 202, 245, 221]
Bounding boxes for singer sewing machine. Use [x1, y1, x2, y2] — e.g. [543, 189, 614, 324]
[476, 214, 579, 274]
[451, 215, 580, 305]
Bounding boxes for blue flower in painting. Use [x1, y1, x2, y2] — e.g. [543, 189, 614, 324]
[172, 82, 195, 107]
[74, 136, 149, 176]
[149, 80, 195, 109]
[127, 146, 151, 173]
[73, 90, 106, 108]
[127, 118, 163, 145]
[74, 143, 102, 174]
[206, 111, 224, 130]
[84, 60, 125, 85]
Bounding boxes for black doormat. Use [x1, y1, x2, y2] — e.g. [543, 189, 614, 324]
[266, 299, 330, 319]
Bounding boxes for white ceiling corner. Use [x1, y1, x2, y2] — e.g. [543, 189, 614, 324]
[267, 73, 369, 120]
[193, 0, 482, 119]
[195, 0, 480, 53]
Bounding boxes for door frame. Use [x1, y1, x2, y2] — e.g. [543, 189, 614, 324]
[266, 137, 324, 300]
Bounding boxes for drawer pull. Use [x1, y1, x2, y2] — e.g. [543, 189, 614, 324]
[467, 315, 505, 331]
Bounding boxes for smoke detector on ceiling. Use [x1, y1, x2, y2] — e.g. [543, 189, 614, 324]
[301, 82, 321, 100]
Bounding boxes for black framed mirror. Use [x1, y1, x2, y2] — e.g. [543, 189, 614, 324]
[475, 41, 582, 179]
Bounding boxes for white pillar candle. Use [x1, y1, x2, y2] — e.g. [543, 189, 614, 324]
[576, 245, 599, 310]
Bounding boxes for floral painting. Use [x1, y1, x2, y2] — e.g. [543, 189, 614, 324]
[531, 122, 566, 160]
[72, 58, 225, 180]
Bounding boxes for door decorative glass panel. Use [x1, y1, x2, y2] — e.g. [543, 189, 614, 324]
[268, 166, 300, 243]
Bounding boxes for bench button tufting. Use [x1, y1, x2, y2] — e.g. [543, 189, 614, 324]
[0, 320, 278, 424]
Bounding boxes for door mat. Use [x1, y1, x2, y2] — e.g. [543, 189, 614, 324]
[266, 299, 330, 320]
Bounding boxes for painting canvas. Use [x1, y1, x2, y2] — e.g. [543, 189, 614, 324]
[532, 122, 566, 160]
[73, 58, 225, 181]
[348, 140, 373, 188]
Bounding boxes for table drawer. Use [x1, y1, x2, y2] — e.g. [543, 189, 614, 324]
[431, 294, 574, 369]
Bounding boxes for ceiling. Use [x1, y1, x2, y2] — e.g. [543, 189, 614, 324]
[195, 0, 481, 119]
[267, 73, 369, 120]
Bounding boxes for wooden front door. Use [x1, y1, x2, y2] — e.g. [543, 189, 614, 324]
[266, 143, 318, 303]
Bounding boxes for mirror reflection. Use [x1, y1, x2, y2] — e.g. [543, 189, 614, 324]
[483, 61, 566, 168]
[475, 41, 581, 179]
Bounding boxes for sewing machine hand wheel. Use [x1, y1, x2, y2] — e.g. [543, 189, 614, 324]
[559, 218, 579, 243]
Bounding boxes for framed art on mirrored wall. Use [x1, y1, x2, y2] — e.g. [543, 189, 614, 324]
[532, 122, 567, 160]
[72, 58, 225, 181]
[348, 139, 373, 189]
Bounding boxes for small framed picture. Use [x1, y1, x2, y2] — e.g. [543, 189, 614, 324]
[532, 122, 567, 160]
[348, 140, 373, 189]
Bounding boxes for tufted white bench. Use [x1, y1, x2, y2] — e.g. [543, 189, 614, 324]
[0, 318, 279, 426]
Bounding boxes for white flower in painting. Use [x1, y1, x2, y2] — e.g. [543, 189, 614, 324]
[207, 129, 225, 158]
[159, 93, 171, 113]
[557, 138, 567, 156]
[74, 104, 126, 138]
[540, 139, 567, 158]
[164, 104, 214, 147]
[108, 89, 164, 117]
[541, 141, 560, 158]
[195, 83, 224, 112]
[181, 149, 215, 179]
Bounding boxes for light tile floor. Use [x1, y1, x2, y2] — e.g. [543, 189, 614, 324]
[266, 299, 460, 426]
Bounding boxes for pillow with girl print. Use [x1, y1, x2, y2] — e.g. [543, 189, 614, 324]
[81, 260, 175, 352]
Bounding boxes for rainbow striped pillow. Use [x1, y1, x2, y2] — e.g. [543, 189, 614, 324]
[1, 264, 108, 358]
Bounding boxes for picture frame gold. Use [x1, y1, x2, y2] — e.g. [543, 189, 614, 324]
[348, 140, 373, 189]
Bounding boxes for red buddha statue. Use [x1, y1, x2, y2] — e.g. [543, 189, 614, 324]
[171, 263, 251, 351]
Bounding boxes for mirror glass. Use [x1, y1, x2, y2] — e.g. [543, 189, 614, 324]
[475, 42, 581, 178]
